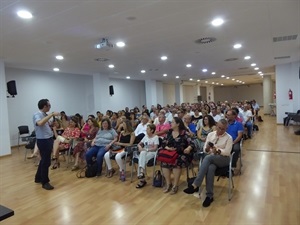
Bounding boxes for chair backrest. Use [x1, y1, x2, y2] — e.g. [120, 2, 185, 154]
[18, 126, 29, 135]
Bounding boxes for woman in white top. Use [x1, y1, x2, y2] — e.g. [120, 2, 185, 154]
[136, 123, 159, 188]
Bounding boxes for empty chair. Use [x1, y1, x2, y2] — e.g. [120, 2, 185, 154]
[18, 125, 30, 150]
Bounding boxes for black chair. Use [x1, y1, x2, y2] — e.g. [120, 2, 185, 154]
[18, 126, 30, 150]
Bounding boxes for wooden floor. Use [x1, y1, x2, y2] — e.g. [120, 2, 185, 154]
[1, 115, 300, 225]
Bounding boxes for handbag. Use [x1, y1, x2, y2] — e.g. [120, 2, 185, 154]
[152, 170, 164, 187]
[157, 149, 178, 164]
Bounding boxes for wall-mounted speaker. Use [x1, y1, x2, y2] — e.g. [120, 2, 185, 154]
[109, 85, 114, 96]
[7, 80, 17, 96]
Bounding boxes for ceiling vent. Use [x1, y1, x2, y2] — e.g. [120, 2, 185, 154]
[94, 58, 109, 62]
[274, 56, 290, 59]
[195, 37, 216, 44]
[224, 58, 238, 61]
[273, 35, 297, 42]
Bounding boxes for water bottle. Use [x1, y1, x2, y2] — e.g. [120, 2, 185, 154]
[145, 142, 149, 152]
[120, 170, 126, 182]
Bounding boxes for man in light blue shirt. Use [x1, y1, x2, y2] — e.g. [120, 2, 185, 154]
[33, 99, 59, 190]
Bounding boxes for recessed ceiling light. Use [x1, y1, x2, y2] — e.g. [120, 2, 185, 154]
[258, 71, 262, 74]
[251, 63, 256, 66]
[232, 78, 235, 80]
[163, 74, 167, 77]
[116, 42, 125, 47]
[141, 70, 146, 73]
[108, 64, 115, 68]
[216, 83, 219, 85]
[53, 68, 59, 72]
[261, 73, 264, 76]
[221, 75, 225, 78]
[211, 72, 216, 75]
[189, 78, 193, 81]
[212, 82, 215, 84]
[17, 10, 33, 19]
[202, 68, 208, 72]
[244, 56, 251, 60]
[233, 43, 242, 49]
[226, 77, 230, 79]
[55, 55, 64, 60]
[236, 80, 239, 82]
[161, 56, 168, 60]
[254, 67, 259, 70]
[197, 80, 200, 82]
[242, 82, 245, 84]
[211, 18, 224, 27]
[186, 64, 192, 68]
[175, 76, 180, 79]
[205, 81, 208, 83]
[221, 84, 224, 86]
[126, 76, 130, 79]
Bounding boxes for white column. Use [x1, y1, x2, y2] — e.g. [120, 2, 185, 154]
[93, 73, 110, 113]
[206, 85, 214, 102]
[145, 79, 157, 108]
[0, 60, 11, 156]
[263, 75, 272, 114]
[175, 82, 183, 104]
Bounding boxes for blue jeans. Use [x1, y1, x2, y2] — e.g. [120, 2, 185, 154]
[85, 145, 107, 175]
[245, 121, 253, 138]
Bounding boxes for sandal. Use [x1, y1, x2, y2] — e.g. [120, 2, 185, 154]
[51, 160, 60, 170]
[170, 186, 179, 195]
[137, 172, 145, 179]
[71, 165, 79, 171]
[136, 180, 147, 188]
[163, 184, 173, 193]
[107, 168, 115, 178]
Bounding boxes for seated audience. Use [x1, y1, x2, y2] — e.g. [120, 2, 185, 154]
[52, 117, 81, 169]
[71, 118, 99, 171]
[161, 117, 195, 195]
[183, 114, 196, 136]
[134, 115, 150, 143]
[195, 115, 216, 157]
[85, 118, 118, 177]
[104, 120, 135, 179]
[210, 107, 222, 123]
[241, 104, 253, 139]
[226, 109, 244, 169]
[136, 124, 159, 188]
[60, 111, 69, 129]
[155, 113, 171, 138]
[183, 119, 233, 207]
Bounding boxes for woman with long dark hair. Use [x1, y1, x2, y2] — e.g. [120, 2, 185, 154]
[161, 117, 195, 194]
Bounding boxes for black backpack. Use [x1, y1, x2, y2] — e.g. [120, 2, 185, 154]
[76, 161, 97, 178]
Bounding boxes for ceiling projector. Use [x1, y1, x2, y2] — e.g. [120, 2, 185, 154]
[95, 38, 114, 50]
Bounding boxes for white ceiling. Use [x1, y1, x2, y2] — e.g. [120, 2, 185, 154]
[1, 0, 299, 86]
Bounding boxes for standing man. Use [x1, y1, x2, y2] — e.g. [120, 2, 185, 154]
[33, 99, 59, 190]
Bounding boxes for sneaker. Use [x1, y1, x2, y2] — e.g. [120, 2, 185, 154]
[42, 183, 54, 190]
[202, 197, 213, 207]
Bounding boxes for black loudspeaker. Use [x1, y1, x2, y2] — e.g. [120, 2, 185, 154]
[109, 85, 114, 96]
[7, 80, 17, 96]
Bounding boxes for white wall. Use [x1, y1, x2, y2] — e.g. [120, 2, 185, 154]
[275, 61, 300, 124]
[214, 83, 265, 104]
[183, 85, 198, 103]
[5, 68, 146, 147]
[163, 83, 175, 105]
